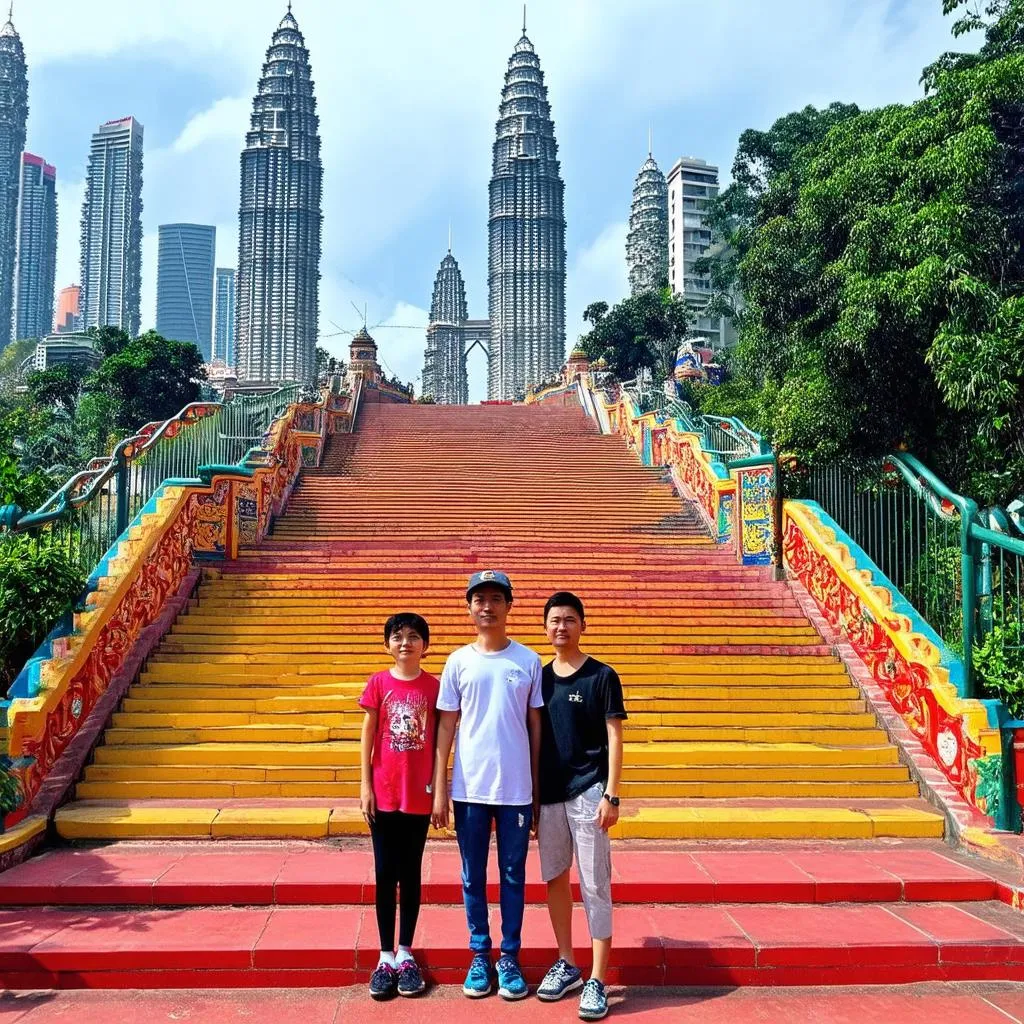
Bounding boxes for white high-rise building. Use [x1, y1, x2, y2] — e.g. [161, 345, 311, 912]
[666, 156, 725, 349]
[79, 116, 144, 337]
[13, 153, 57, 342]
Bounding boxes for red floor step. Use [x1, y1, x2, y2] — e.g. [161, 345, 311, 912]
[0, 844, 1002, 907]
[5, 984, 1024, 1024]
[4, 900, 1024, 989]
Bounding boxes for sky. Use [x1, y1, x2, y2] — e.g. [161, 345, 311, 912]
[16, 0, 978, 400]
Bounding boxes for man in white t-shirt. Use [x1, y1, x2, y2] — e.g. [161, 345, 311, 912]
[432, 569, 543, 1002]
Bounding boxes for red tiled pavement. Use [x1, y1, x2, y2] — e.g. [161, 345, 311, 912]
[3, 902, 1024, 989]
[5, 984, 1024, 1023]
[0, 842, 1002, 908]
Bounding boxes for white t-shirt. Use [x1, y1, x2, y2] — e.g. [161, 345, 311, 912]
[437, 639, 544, 805]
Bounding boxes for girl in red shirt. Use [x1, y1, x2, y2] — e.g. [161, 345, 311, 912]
[360, 612, 440, 1000]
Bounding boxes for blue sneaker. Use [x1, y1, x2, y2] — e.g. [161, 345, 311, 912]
[578, 978, 609, 1020]
[537, 957, 583, 1001]
[496, 954, 529, 1000]
[463, 953, 495, 998]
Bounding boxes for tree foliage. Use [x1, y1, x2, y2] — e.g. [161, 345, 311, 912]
[696, 2, 1024, 504]
[579, 288, 691, 381]
[85, 331, 207, 431]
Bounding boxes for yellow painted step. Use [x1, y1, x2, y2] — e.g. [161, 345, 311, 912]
[54, 802, 944, 841]
[73, 779, 922, 800]
[80, 763, 911, 784]
[90, 740, 901, 767]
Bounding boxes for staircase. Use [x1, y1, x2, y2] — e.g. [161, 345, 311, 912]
[6, 402, 1024, 998]
[54, 402, 942, 840]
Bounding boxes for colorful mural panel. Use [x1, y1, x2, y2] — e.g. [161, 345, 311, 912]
[782, 502, 1004, 821]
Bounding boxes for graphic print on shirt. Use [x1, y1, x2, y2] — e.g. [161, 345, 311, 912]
[385, 688, 429, 753]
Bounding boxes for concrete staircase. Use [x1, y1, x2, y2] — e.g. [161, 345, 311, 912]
[54, 402, 943, 841]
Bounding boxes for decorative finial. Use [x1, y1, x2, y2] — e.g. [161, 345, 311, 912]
[523, 3, 526, 34]
[7, 2, 12, 22]
[648, 123, 653, 158]
[448, 220, 452, 254]
[287, 0, 292, 11]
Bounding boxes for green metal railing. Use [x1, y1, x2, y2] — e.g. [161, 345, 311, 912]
[790, 452, 1024, 698]
[0, 384, 302, 576]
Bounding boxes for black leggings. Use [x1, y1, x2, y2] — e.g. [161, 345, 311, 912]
[369, 810, 431, 950]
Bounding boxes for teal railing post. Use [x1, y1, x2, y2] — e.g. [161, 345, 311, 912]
[961, 495, 979, 697]
[114, 443, 130, 538]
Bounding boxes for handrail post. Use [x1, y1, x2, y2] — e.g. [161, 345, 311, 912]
[114, 446, 129, 538]
[961, 498, 979, 697]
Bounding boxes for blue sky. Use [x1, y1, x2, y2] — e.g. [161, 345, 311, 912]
[19, 0, 976, 400]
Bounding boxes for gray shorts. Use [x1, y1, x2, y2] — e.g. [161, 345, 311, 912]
[538, 782, 613, 940]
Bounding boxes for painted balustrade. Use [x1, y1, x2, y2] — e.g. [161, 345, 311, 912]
[0, 385, 354, 832]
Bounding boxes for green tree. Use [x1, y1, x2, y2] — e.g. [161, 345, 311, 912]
[85, 331, 207, 431]
[26, 364, 86, 413]
[718, 3, 1024, 502]
[579, 289, 691, 381]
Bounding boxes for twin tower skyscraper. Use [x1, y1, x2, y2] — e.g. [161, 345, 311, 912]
[423, 20, 567, 403]
[238, 9, 565, 399]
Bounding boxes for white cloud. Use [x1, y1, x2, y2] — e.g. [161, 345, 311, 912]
[172, 97, 249, 154]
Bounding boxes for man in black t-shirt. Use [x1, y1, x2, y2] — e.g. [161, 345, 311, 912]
[534, 591, 627, 1021]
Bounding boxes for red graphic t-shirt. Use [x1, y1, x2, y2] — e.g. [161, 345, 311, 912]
[359, 669, 440, 816]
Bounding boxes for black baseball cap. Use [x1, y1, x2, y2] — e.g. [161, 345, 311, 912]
[466, 569, 513, 601]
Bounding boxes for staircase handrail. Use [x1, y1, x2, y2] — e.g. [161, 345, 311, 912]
[348, 372, 364, 433]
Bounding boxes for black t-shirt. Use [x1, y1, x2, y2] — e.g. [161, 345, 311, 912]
[539, 656, 628, 805]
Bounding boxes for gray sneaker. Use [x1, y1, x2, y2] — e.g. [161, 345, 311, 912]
[537, 958, 583, 1001]
[579, 978, 609, 1021]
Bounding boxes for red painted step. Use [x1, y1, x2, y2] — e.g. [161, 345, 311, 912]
[3, 900, 1024, 989]
[0, 843, 1002, 907]
[5, 984, 1024, 1023]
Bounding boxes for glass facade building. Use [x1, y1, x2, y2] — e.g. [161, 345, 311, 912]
[80, 116, 144, 337]
[13, 153, 57, 342]
[156, 223, 215, 359]
[213, 267, 236, 366]
[0, 13, 27, 351]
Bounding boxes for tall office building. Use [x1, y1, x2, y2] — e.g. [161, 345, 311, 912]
[235, 8, 322, 385]
[53, 283, 81, 333]
[155, 223, 215, 358]
[422, 247, 470, 405]
[626, 149, 668, 296]
[487, 18, 566, 400]
[667, 156, 725, 349]
[80, 116, 144, 337]
[0, 12, 27, 351]
[13, 153, 57, 342]
[213, 267, 235, 366]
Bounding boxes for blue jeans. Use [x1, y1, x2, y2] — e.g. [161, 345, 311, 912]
[453, 800, 532, 957]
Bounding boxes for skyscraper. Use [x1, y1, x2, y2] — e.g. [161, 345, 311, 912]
[13, 153, 56, 342]
[155, 223, 215, 358]
[235, 8, 322, 386]
[422, 247, 469, 405]
[0, 11, 28, 351]
[213, 267, 236, 366]
[487, 16, 566, 400]
[626, 148, 668, 296]
[80, 116, 144, 337]
[53, 283, 81, 333]
[667, 157, 725, 348]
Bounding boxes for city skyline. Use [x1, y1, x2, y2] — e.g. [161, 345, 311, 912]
[10, 1, 977, 397]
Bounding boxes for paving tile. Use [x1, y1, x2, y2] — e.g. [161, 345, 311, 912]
[153, 851, 287, 904]
[274, 849, 372, 903]
[648, 905, 755, 968]
[890, 904, 1024, 964]
[254, 906, 363, 968]
[0, 910, 85, 970]
[27, 908, 271, 972]
[858, 850, 997, 901]
[728, 904, 938, 967]
[782, 850, 904, 903]
[692, 851, 815, 902]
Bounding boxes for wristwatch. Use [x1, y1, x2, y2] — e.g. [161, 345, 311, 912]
[603, 793, 620, 807]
